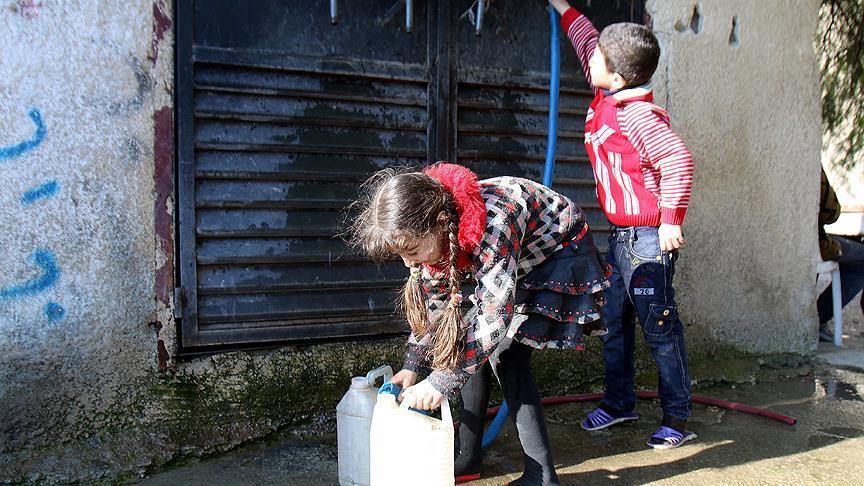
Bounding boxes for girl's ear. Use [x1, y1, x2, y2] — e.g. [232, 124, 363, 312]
[436, 210, 449, 226]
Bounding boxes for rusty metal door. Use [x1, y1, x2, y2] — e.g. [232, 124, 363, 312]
[175, 0, 643, 349]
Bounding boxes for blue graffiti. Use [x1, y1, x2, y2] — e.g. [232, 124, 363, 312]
[44, 302, 66, 322]
[0, 108, 46, 161]
[0, 249, 60, 299]
[21, 180, 59, 205]
[1, 107, 66, 322]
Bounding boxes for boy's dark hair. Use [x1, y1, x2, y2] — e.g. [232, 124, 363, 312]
[598, 22, 660, 87]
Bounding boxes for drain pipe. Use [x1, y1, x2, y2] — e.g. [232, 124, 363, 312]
[474, 0, 486, 36]
[405, 0, 414, 33]
[329, 0, 339, 25]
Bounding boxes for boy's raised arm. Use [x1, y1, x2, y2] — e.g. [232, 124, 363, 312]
[551, 0, 600, 91]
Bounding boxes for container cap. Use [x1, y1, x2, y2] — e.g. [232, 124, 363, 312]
[351, 376, 370, 389]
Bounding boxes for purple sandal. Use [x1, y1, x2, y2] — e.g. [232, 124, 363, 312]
[581, 407, 639, 431]
[646, 425, 697, 449]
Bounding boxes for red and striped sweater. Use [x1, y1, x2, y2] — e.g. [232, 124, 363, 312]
[562, 8, 694, 227]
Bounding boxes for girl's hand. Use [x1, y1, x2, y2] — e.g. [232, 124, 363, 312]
[400, 379, 445, 411]
[390, 369, 418, 400]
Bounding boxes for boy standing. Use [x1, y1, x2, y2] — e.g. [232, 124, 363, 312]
[549, 0, 696, 449]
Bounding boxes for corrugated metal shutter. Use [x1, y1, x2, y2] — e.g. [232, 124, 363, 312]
[177, 0, 431, 347]
[176, 0, 643, 349]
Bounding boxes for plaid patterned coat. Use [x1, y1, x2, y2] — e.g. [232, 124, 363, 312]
[403, 169, 586, 399]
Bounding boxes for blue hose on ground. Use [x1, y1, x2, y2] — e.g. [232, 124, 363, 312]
[482, 7, 560, 449]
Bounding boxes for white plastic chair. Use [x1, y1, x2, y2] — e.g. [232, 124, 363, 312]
[816, 259, 843, 347]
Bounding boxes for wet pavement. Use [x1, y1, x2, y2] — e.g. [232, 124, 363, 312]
[139, 315, 864, 486]
[474, 368, 864, 485]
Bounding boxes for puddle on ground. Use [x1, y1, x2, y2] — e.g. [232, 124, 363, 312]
[816, 426, 863, 438]
[820, 380, 864, 402]
[808, 426, 863, 448]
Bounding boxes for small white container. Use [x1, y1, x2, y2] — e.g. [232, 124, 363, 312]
[337, 365, 393, 486]
[370, 393, 454, 486]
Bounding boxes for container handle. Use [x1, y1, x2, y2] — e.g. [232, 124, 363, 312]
[399, 396, 452, 424]
[440, 399, 453, 426]
[365, 365, 394, 388]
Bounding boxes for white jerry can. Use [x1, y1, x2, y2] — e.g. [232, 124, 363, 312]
[336, 365, 393, 486]
[369, 393, 454, 486]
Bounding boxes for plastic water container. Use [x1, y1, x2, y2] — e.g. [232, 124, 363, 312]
[369, 393, 454, 486]
[337, 365, 393, 486]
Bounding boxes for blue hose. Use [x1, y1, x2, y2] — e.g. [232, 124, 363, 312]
[482, 7, 561, 449]
[480, 400, 508, 448]
[541, 7, 561, 188]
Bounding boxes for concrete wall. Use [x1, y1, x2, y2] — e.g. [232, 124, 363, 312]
[0, 0, 822, 482]
[647, 0, 823, 353]
[0, 0, 168, 480]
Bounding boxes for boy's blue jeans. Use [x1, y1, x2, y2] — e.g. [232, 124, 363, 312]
[600, 226, 692, 424]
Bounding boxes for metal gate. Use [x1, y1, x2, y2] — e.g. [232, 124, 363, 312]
[175, 0, 643, 349]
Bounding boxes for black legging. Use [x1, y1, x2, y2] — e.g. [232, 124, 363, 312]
[456, 340, 560, 486]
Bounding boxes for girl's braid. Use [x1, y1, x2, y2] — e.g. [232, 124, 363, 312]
[444, 194, 462, 298]
[430, 192, 465, 370]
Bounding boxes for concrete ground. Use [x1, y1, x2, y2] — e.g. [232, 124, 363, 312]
[137, 301, 864, 486]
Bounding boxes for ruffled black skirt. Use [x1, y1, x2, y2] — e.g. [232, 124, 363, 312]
[511, 222, 610, 349]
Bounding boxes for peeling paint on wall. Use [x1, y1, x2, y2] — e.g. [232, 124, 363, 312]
[14, 0, 42, 20]
[151, 0, 172, 66]
[154, 104, 174, 373]
[153, 106, 174, 306]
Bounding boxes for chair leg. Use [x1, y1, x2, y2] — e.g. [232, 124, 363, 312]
[831, 269, 843, 347]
